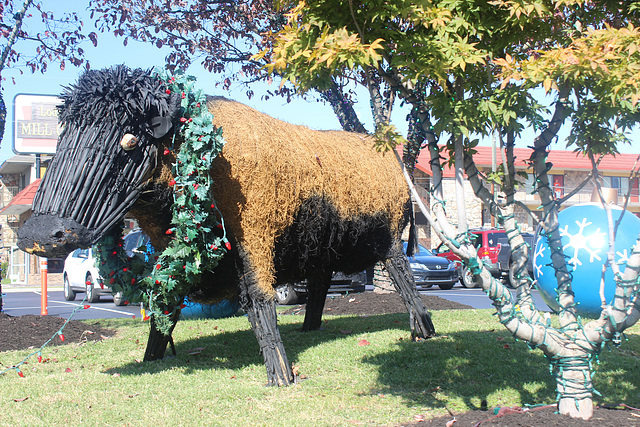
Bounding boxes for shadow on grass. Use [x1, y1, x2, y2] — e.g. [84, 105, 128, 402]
[102, 311, 640, 409]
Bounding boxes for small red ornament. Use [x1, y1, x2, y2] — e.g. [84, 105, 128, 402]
[59, 334, 65, 342]
[100, 282, 105, 289]
[123, 268, 128, 272]
[196, 102, 201, 107]
[193, 183, 199, 190]
[165, 229, 173, 235]
[197, 224, 202, 229]
[180, 303, 186, 309]
[163, 310, 170, 315]
[225, 241, 232, 250]
[181, 92, 186, 99]
[85, 280, 91, 286]
[109, 270, 115, 277]
[37, 355, 42, 363]
[111, 251, 117, 256]
[17, 371, 24, 378]
[131, 279, 136, 285]
[155, 280, 161, 285]
[165, 89, 171, 94]
[163, 149, 171, 155]
[217, 224, 223, 229]
[83, 304, 90, 310]
[183, 265, 186, 269]
[169, 179, 176, 186]
[109, 278, 115, 285]
[211, 203, 215, 209]
[198, 136, 203, 141]
[143, 315, 150, 321]
[132, 315, 136, 319]
[212, 245, 218, 251]
[180, 117, 187, 123]
[156, 264, 162, 270]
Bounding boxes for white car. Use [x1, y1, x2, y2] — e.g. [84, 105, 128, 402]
[63, 248, 125, 305]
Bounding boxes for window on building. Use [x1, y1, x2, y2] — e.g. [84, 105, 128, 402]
[602, 176, 629, 197]
[552, 174, 564, 198]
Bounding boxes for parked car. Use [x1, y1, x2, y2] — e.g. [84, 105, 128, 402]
[62, 229, 149, 305]
[404, 242, 458, 290]
[496, 232, 535, 287]
[63, 248, 125, 305]
[435, 228, 535, 288]
[435, 228, 505, 288]
[274, 270, 370, 305]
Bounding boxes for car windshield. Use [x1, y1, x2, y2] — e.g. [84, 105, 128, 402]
[416, 245, 434, 256]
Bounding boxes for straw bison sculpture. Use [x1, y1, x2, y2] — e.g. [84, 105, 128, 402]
[18, 66, 435, 386]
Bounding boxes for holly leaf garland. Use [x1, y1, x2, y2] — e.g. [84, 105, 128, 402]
[95, 69, 230, 336]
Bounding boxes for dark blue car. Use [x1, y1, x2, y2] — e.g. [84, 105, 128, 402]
[404, 243, 458, 290]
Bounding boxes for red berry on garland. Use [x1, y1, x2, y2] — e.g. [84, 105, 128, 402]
[197, 224, 201, 229]
[169, 179, 176, 186]
[193, 183, 199, 190]
[196, 102, 201, 107]
[164, 310, 170, 315]
[109, 271, 115, 277]
[180, 117, 187, 123]
[123, 268, 128, 272]
[112, 251, 117, 256]
[225, 241, 232, 250]
[211, 204, 215, 209]
[155, 280, 161, 285]
[163, 149, 171, 155]
[37, 356, 42, 363]
[165, 89, 171, 94]
[156, 264, 162, 270]
[59, 334, 65, 342]
[166, 229, 173, 235]
[17, 371, 24, 378]
[131, 279, 136, 285]
[181, 92, 186, 99]
[217, 224, 223, 229]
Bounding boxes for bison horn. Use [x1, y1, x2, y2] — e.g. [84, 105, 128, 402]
[121, 134, 138, 151]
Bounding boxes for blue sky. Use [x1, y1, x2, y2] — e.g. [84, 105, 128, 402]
[1, 7, 637, 166]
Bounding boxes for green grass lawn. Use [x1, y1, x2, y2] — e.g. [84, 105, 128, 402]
[1, 309, 639, 426]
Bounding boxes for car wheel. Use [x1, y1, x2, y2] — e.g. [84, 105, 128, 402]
[274, 284, 299, 305]
[113, 292, 126, 306]
[438, 282, 455, 290]
[63, 276, 76, 301]
[86, 274, 100, 303]
[461, 267, 478, 288]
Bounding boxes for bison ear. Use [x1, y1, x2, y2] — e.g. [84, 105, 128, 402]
[149, 116, 174, 139]
[148, 91, 182, 139]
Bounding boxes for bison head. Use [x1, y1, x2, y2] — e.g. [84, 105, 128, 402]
[18, 66, 180, 257]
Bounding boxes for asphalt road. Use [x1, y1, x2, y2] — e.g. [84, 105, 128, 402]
[1, 283, 551, 320]
[1, 288, 142, 320]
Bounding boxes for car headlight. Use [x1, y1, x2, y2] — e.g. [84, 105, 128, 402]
[410, 262, 426, 271]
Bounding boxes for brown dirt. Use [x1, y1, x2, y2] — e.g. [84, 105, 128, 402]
[0, 313, 116, 352]
[2, 293, 639, 426]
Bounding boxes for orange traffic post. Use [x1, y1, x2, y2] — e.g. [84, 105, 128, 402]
[40, 258, 48, 315]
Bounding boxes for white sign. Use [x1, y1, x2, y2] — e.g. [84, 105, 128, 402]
[13, 93, 62, 154]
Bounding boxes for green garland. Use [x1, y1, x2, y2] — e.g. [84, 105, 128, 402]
[95, 69, 229, 334]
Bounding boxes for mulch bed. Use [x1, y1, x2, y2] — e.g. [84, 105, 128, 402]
[0, 313, 116, 352]
[2, 292, 639, 426]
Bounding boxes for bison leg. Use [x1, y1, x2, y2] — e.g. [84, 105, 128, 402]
[384, 244, 436, 339]
[245, 297, 294, 386]
[143, 310, 181, 361]
[301, 270, 333, 331]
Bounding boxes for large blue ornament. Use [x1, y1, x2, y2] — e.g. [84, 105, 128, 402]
[533, 203, 640, 317]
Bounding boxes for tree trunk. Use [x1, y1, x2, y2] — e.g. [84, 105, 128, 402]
[554, 356, 595, 419]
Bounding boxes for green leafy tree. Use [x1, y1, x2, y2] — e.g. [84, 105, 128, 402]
[262, 0, 640, 419]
